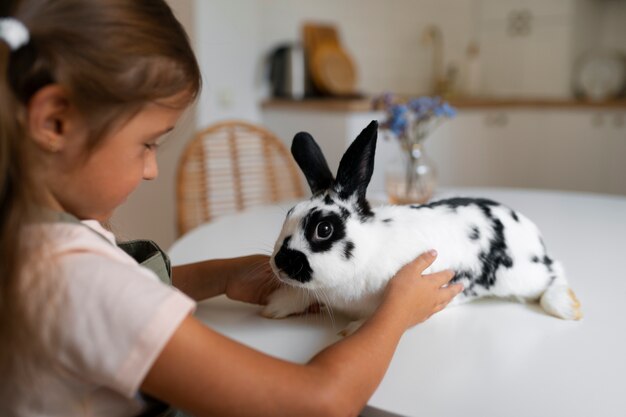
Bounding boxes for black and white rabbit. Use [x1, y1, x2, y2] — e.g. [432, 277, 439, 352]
[262, 120, 582, 331]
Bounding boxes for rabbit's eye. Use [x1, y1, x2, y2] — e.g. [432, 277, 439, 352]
[315, 221, 334, 240]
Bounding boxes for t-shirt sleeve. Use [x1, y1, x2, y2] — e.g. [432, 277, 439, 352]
[52, 252, 196, 398]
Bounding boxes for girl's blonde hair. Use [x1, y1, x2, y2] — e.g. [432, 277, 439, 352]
[0, 0, 201, 388]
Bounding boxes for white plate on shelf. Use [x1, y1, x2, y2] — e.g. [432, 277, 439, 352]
[574, 50, 626, 101]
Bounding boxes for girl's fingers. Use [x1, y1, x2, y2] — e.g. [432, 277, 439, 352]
[408, 249, 439, 274]
[434, 303, 449, 315]
[438, 284, 464, 304]
[433, 293, 457, 313]
[426, 269, 456, 287]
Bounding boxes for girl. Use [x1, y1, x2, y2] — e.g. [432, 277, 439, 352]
[0, 1, 463, 416]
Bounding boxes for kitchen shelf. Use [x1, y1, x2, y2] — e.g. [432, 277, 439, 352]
[261, 97, 626, 112]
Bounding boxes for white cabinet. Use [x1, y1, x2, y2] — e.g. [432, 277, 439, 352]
[603, 113, 626, 195]
[426, 109, 626, 195]
[425, 111, 537, 189]
[476, 0, 602, 98]
[262, 106, 626, 197]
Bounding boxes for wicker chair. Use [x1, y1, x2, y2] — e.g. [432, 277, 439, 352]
[176, 120, 305, 235]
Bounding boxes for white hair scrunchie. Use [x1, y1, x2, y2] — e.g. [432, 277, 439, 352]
[0, 17, 30, 51]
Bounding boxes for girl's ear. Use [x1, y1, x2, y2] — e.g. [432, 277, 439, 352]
[27, 85, 77, 153]
[291, 131, 334, 195]
[335, 120, 378, 200]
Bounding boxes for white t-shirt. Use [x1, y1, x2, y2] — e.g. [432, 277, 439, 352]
[4, 220, 196, 417]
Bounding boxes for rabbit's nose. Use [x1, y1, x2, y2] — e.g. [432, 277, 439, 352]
[274, 245, 313, 283]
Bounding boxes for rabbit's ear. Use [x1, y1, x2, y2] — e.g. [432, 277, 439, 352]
[291, 132, 334, 195]
[335, 120, 378, 200]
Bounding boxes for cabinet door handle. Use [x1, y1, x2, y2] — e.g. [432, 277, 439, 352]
[484, 113, 509, 127]
[507, 9, 533, 37]
[591, 113, 605, 128]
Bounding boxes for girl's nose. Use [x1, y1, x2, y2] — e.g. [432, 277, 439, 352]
[143, 151, 159, 180]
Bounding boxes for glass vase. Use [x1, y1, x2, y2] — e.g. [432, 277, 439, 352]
[385, 143, 437, 205]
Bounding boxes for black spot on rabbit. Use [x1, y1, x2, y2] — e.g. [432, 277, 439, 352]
[303, 210, 346, 253]
[532, 254, 555, 275]
[416, 197, 500, 211]
[274, 236, 313, 283]
[354, 198, 374, 222]
[475, 217, 514, 290]
[343, 241, 355, 260]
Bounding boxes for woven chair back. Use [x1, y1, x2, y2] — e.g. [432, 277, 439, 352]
[176, 120, 305, 235]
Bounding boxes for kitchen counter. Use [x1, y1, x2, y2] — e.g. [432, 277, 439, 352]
[261, 97, 626, 197]
[262, 97, 626, 112]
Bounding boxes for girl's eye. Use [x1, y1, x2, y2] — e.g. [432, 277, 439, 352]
[315, 221, 333, 240]
[144, 131, 171, 151]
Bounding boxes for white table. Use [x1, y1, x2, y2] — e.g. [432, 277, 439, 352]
[168, 187, 626, 417]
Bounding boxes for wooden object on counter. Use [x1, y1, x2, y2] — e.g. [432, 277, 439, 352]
[302, 22, 357, 96]
[176, 120, 305, 235]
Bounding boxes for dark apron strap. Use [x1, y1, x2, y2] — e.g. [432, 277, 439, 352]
[118, 240, 172, 286]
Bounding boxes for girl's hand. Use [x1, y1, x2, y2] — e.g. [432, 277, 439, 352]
[146, 252, 460, 416]
[382, 250, 463, 329]
[224, 255, 281, 305]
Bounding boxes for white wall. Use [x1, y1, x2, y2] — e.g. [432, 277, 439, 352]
[111, 0, 626, 248]
[192, 0, 481, 128]
[193, 0, 626, 125]
[257, 0, 477, 96]
[600, 0, 626, 54]
[194, 0, 263, 127]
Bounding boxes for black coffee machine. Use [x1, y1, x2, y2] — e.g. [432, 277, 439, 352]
[267, 42, 325, 99]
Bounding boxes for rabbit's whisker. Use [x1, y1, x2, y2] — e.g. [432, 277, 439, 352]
[318, 287, 336, 329]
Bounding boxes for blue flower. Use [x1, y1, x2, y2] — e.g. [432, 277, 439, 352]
[376, 93, 456, 143]
[436, 102, 457, 117]
[408, 97, 437, 118]
[389, 104, 408, 136]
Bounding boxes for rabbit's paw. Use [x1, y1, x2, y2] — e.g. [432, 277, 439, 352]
[261, 286, 311, 319]
[338, 319, 366, 337]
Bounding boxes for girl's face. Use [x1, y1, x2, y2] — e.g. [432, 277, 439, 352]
[41, 95, 187, 221]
